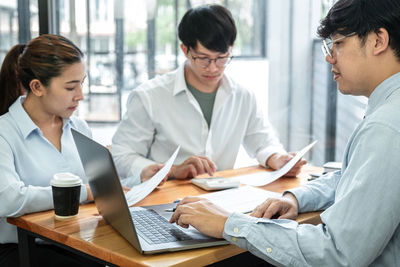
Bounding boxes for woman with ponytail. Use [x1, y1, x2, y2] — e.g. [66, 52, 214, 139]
[0, 35, 101, 267]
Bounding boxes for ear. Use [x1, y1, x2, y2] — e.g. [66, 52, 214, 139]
[180, 44, 190, 58]
[373, 28, 390, 56]
[29, 79, 46, 97]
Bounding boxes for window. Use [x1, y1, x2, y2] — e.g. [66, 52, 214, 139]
[41, 0, 267, 124]
[0, 0, 38, 62]
[0, 0, 365, 167]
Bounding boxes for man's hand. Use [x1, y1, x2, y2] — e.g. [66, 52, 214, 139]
[169, 156, 217, 179]
[250, 192, 299, 220]
[266, 152, 307, 177]
[140, 163, 167, 185]
[169, 197, 230, 238]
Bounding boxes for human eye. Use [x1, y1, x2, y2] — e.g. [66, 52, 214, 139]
[334, 41, 343, 46]
[197, 57, 211, 63]
[65, 82, 80, 91]
[216, 57, 229, 63]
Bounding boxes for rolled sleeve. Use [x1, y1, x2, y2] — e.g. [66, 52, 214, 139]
[256, 146, 287, 168]
[223, 213, 305, 267]
[242, 91, 286, 168]
[112, 91, 156, 185]
[127, 157, 157, 186]
[284, 171, 340, 213]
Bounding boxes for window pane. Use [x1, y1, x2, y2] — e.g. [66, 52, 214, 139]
[0, 0, 37, 62]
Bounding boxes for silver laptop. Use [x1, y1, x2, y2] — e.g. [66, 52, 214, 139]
[71, 129, 228, 254]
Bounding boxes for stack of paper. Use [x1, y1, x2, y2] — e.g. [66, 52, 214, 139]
[199, 186, 281, 213]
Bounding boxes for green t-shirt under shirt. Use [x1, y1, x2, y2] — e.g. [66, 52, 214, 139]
[186, 82, 217, 128]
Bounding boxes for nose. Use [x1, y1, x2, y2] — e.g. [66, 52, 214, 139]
[74, 84, 84, 101]
[206, 59, 219, 72]
[325, 54, 336, 64]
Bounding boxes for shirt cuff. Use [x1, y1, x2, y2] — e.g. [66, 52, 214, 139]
[256, 146, 287, 168]
[129, 157, 157, 184]
[223, 212, 301, 266]
[79, 184, 88, 203]
[283, 187, 311, 213]
[223, 212, 256, 249]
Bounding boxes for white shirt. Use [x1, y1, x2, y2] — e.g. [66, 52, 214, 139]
[112, 63, 286, 186]
[0, 96, 92, 243]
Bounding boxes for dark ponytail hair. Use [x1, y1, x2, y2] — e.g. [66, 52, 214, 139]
[0, 44, 25, 115]
[0, 34, 83, 115]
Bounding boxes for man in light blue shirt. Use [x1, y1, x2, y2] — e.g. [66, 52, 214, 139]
[170, 0, 400, 266]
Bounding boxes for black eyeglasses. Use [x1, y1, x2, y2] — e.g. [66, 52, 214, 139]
[189, 50, 233, 68]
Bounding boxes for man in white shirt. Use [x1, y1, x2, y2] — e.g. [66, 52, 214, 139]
[112, 4, 305, 186]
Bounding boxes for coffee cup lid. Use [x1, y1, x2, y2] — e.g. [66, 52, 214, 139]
[51, 172, 82, 187]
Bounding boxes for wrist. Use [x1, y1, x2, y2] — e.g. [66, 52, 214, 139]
[219, 216, 229, 238]
[169, 165, 177, 178]
[283, 192, 299, 210]
[140, 171, 145, 183]
[266, 153, 278, 168]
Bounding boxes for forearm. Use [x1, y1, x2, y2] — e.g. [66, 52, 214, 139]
[111, 92, 156, 182]
[0, 181, 89, 218]
[285, 171, 340, 213]
[222, 213, 356, 266]
[242, 93, 286, 168]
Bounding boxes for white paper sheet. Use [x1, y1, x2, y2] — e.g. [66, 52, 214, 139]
[231, 141, 317, 187]
[125, 146, 180, 206]
[199, 186, 281, 213]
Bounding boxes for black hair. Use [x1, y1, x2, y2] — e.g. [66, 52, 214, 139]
[178, 4, 236, 53]
[0, 34, 83, 115]
[318, 0, 400, 60]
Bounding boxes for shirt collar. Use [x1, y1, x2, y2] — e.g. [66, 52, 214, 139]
[365, 72, 400, 117]
[173, 62, 233, 96]
[9, 96, 38, 139]
[9, 95, 74, 139]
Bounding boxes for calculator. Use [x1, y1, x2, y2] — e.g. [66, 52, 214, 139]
[191, 177, 240, 191]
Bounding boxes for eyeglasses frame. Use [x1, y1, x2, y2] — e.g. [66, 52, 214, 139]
[188, 49, 234, 69]
[321, 32, 357, 58]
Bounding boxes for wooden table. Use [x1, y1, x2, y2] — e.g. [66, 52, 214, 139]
[7, 165, 322, 267]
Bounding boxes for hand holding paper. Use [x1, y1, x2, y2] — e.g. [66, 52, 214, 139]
[267, 152, 307, 177]
[231, 141, 317, 186]
[125, 146, 180, 206]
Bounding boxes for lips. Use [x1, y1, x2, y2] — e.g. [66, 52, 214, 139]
[203, 74, 220, 80]
[332, 70, 340, 80]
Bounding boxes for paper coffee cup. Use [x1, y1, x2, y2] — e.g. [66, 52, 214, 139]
[51, 173, 82, 220]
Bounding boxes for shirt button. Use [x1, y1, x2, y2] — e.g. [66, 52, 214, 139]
[233, 227, 239, 233]
[232, 237, 238, 242]
[266, 247, 272, 253]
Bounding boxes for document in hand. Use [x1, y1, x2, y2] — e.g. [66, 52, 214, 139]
[124, 146, 180, 206]
[198, 186, 280, 213]
[230, 141, 317, 187]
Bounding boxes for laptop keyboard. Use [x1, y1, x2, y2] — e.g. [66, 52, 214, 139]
[131, 209, 194, 244]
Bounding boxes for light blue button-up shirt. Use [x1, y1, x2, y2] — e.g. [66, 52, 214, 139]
[223, 72, 400, 266]
[0, 96, 92, 243]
